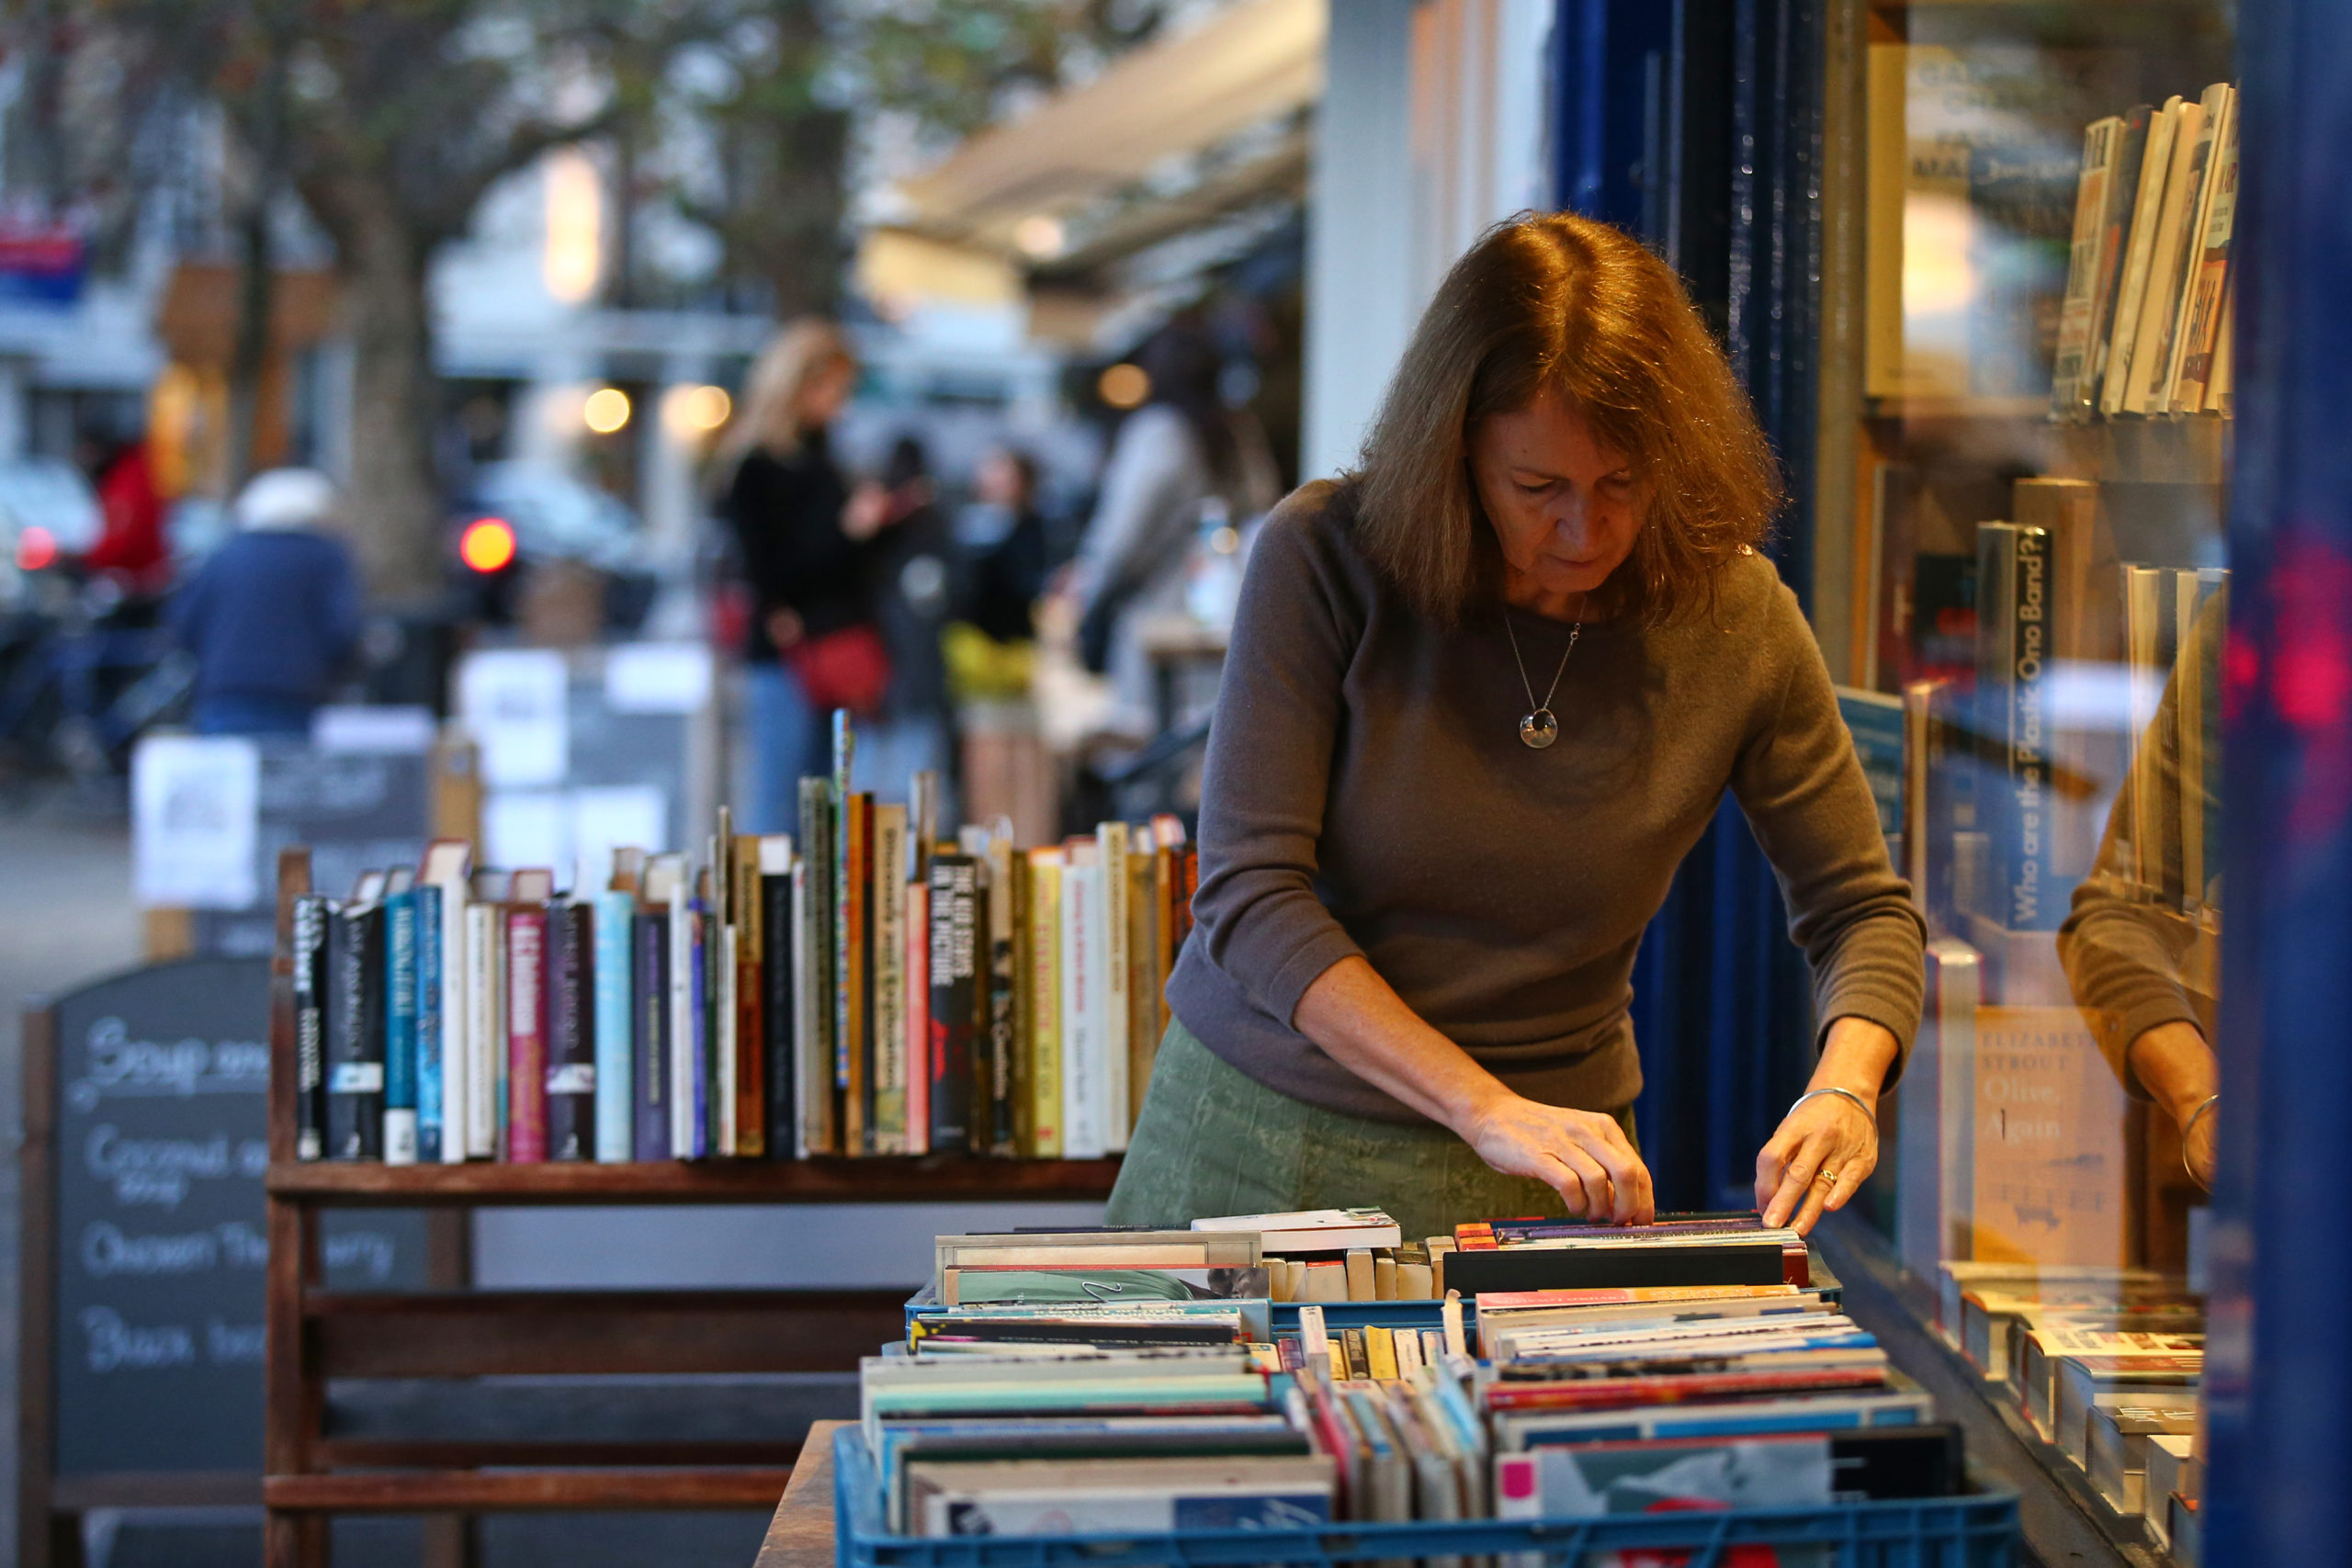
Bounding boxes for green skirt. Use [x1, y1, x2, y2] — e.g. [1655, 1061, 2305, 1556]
[1106, 1021, 1634, 1246]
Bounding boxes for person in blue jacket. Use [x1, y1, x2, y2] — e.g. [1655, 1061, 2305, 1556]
[171, 468, 363, 736]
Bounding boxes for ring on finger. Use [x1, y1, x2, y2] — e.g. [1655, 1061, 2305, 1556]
[1813, 1168, 1838, 1187]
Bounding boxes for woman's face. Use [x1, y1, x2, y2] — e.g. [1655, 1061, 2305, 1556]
[796, 355, 856, 429]
[1469, 389, 1642, 614]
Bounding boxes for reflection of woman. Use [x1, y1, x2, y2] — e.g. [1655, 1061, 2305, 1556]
[1104, 216, 1926, 1244]
[716, 321, 893, 831]
[2057, 590, 2226, 1189]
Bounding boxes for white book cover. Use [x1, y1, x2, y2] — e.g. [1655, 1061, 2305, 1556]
[2160, 84, 2233, 412]
[664, 862, 695, 1157]
[2099, 98, 2183, 417]
[1060, 861, 1103, 1157]
[1095, 823, 1131, 1152]
[1192, 1209, 1405, 1251]
[421, 841, 472, 1163]
[463, 901, 501, 1158]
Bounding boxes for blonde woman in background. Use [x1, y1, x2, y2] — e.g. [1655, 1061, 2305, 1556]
[717, 320, 895, 832]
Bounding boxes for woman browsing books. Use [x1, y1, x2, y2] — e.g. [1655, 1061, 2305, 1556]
[1105, 214, 1924, 1244]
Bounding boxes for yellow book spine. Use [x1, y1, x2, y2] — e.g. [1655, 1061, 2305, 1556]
[1025, 850, 1063, 1157]
[1365, 1324, 1399, 1382]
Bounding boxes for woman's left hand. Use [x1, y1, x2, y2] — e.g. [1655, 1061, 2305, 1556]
[1753, 1017, 1897, 1235]
[1754, 1090, 1878, 1235]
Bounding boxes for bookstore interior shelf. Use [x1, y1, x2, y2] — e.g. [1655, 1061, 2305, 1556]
[264, 1155, 1123, 1205]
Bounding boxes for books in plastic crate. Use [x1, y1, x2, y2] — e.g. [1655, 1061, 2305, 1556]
[830, 1424, 2019, 1568]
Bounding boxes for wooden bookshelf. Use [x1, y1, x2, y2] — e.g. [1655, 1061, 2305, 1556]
[266, 1155, 1123, 1205]
[260, 850, 1123, 1568]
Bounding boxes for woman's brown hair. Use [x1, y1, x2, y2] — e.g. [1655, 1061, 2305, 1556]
[1353, 212, 1781, 625]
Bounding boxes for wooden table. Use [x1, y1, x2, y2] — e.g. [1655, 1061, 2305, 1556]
[754, 1422, 846, 1568]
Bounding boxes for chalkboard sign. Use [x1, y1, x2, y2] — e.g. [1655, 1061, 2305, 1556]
[22, 958, 423, 1521]
[189, 745, 432, 958]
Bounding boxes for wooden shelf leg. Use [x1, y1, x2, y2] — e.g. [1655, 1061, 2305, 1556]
[422, 1512, 474, 1568]
[266, 1511, 327, 1568]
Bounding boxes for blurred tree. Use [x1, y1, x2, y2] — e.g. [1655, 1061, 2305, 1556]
[846, 0, 1173, 150]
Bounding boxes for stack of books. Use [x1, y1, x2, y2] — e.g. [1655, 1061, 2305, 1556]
[865, 1210, 1974, 1540]
[1192, 1208, 1464, 1302]
[1938, 1262, 2203, 1544]
[288, 715, 1200, 1165]
[1447, 1212, 1812, 1294]
[2051, 81, 2240, 420]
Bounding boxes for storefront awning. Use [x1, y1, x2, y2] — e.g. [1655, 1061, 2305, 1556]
[892, 0, 1326, 254]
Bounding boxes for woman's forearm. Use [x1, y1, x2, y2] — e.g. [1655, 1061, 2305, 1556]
[1290, 955, 1510, 1136]
[1811, 1017, 1900, 1102]
[2128, 1020, 2219, 1127]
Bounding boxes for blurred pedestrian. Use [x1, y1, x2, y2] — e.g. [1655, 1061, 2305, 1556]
[171, 468, 361, 737]
[857, 434, 956, 805]
[1062, 318, 1277, 728]
[77, 431, 172, 603]
[715, 320, 896, 831]
[956, 446, 1051, 645]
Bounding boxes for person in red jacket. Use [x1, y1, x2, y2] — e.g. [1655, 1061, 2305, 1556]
[77, 436, 171, 598]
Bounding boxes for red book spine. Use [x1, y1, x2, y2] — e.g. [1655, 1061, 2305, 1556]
[1484, 1368, 1884, 1410]
[505, 907, 548, 1162]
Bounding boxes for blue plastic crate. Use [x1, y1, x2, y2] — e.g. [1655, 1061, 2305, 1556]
[831, 1424, 2018, 1568]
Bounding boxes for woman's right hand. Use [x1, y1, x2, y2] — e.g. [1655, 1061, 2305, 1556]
[843, 481, 891, 540]
[764, 606, 805, 650]
[1462, 1092, 1656, 1224]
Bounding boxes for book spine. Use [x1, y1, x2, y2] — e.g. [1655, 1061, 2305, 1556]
[689, 893, 710, 1157]
[838, 795, 868, 1153]
[1060, 862, 1101, 1158]
[791, 855, 819, 1157]
[927, 854, 978, 1152]
[2173, 98, 2240, 412]
[1009, 854, 1034, 1157]
[2085, 106, 2154, 409]
[872, 807, 907, 1154]
[2051, 118, 2120, 415]
[763, 866, 795, 1161]
[414, 884, 444, 1163]
[987, 847, 1019, 1156]
[2100, 99, 2182, 417]
[1097, 824, 1131, 1153]
[464, 902, 501, 1159]
[904, 878, 931, 1155]
[2006, 525, 2057, 930]
[436, 875, 469, 1165]
[667, 879, 694, 1157]
[546, 901, 596, 1161]
[594, 891, 635, 1161]
[634, 908, 671, 1160]
[2158, 86, 2233, 412]
[325, 904, 384, 1160]
[797, 777, 836, 1156]
[735, 841, 766, 1158]
[505, 906, 548, 1163]
[1028, 853, 1063, 1157]
[292, 895, 330, 1160]
[1126, 849, 1159, 1136]
[382, 890, 419, 1165]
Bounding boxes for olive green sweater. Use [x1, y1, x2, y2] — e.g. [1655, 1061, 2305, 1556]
[1165, 479, 1927, 1122]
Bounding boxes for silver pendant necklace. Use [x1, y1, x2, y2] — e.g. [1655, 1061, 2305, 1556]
[1504, 614, 1581, 750]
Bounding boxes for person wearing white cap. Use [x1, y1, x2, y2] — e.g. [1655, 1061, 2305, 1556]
[170, 468, 364, 735]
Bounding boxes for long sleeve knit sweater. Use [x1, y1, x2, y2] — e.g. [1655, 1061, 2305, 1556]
[1165, 479, 1927, 1122]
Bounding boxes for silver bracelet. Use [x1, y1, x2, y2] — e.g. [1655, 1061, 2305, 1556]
[2181, 1095, 2219, 1187]
[1789, 1085, 1875, 1122]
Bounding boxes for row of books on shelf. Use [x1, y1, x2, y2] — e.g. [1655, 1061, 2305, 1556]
[1939, 1261, 2204, 1562]
[289, 719, 1198, 1163]
[863, 1206, 1966, 1539]
[2052, 81, 2240, 422]
[1892, 481, 2227, 953]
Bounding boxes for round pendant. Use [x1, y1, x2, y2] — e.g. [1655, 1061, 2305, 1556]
[1519, 708, 1559, 749]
